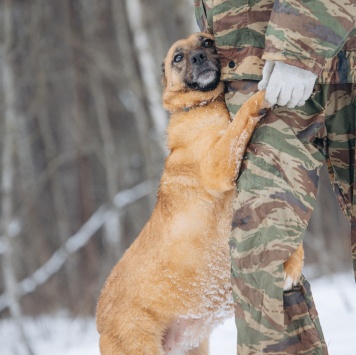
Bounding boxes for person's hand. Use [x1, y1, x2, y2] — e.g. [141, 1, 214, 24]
[258, 60, 317, 108]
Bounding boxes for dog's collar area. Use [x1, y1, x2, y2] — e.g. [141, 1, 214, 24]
[180, 94, 224, 113]
[182, 101, 207, 112]
[164, 83, 225, 113]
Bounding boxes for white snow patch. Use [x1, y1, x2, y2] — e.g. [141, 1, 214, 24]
[0, 273, 355, 355]
[210, 271, 356, 355]
[0, 312, 100, 355]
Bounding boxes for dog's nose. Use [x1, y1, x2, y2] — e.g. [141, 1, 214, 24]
[190, 50, 207, 66]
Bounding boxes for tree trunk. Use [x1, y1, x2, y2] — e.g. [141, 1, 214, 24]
[0, 1, 34, 353]
[111, 0, 160, 210]
[124, 0, 168, 149]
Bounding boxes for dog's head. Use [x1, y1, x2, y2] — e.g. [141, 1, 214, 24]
[162, 33, 221, 94]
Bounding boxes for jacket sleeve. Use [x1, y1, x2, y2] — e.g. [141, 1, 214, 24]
[262, 0, 356, 75]
[194, 0, 213, 34]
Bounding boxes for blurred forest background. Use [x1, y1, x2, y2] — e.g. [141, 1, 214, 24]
[0, 0, 353, 351]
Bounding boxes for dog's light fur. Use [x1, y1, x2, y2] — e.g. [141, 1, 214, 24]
[96, 33, 302, 354]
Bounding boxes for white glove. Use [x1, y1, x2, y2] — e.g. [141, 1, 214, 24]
[258, 60, 317, 108]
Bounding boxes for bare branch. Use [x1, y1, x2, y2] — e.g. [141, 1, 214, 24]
[0, 181, 152, 312]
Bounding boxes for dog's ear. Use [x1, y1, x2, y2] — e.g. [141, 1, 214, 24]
[161, 61, 167, 88]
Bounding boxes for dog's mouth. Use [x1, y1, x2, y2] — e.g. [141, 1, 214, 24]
[186, 62, 221, 92]
[196, 69, 220, 90]
[199, 68, 217, 77]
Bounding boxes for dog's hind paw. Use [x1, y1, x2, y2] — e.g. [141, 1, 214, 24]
[283, 243, 304, 291]
[283, 272, 300, 291]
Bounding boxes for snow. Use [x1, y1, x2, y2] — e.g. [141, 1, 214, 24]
[307, 272, 356, 354]
[210, 271, 356, 355]
[0, 272, 355, 355]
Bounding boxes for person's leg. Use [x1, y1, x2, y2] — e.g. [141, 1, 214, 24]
[323, 83, 356, 279]
[226, 81, 328, 354]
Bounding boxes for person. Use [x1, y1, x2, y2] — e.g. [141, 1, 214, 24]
[194, 0, 355, 353]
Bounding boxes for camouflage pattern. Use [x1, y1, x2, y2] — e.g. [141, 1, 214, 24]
[194, 0, 356, 352]
[194, 0, 356, 83]
[263, 1, 356, 78]
[226, 81, 355, 353]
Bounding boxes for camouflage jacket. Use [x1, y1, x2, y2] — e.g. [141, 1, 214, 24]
[194, 0, 356, 83]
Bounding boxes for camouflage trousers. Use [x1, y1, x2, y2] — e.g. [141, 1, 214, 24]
[226, 81, 356, 354]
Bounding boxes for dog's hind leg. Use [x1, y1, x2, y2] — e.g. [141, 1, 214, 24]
[283, 242, 304, 290]
[99, 334, 124, 355]
[99, 329, 164, 355]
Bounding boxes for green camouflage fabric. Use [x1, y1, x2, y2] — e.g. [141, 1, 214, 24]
[194, 0, 356, 352]
[194, 0, 356, 83]
[226, 80, 355, 353]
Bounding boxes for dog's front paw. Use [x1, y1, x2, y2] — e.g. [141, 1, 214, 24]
[238, 90, 270, 127]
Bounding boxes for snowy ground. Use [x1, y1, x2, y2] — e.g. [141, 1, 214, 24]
[1, 272, 355, 355]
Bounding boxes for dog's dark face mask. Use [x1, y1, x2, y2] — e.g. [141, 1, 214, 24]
[163, 35, 221, 92]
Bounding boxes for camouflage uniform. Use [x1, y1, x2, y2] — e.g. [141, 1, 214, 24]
[195, 1, 356, 354]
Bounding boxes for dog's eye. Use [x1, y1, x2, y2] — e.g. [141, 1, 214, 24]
[203, 39, 214, 48]
[174, 54, 184, 63]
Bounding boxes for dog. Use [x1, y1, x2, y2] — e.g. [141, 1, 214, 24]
[96, 32, 302, 354]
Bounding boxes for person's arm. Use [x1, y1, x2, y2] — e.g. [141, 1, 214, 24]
[259, 0, 355, 107]
[263, 0, 355, 76]
[194, 0, 213, 34]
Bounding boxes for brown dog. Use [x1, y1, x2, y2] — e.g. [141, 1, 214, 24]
[96, 32, 302, 354]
